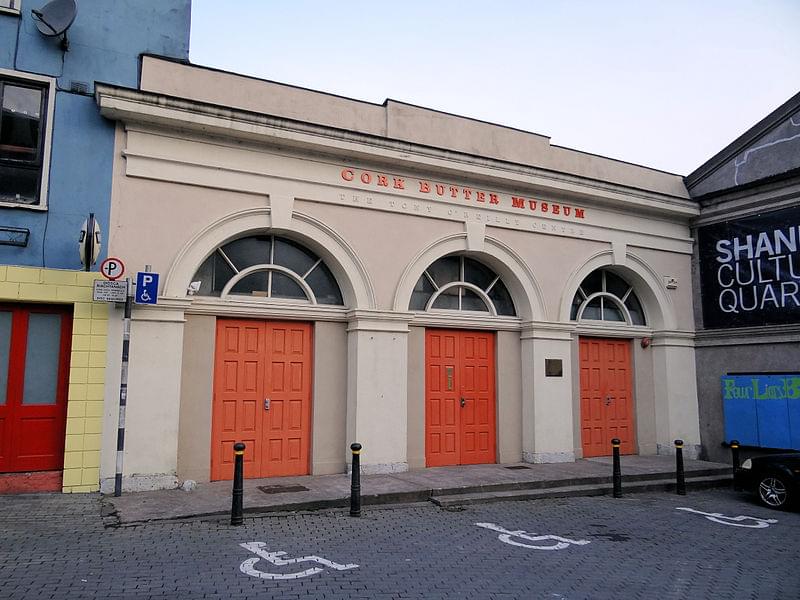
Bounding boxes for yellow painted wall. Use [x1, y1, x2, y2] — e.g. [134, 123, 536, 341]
[0, 266, 108, 493]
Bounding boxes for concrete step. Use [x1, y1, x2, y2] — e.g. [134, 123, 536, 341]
[429, 474, 733, 507]
[425, 467, 732, 499]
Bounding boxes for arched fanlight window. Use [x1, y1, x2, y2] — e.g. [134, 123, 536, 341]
[409, 255, 516, 316]
[191, 234, 343, 305]
[570, 269, 645, 325]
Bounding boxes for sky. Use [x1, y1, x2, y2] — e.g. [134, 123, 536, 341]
[189, 1, 800, 175]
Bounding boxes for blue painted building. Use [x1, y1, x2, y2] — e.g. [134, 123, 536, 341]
[0, 0, 190, 268]
[0, 0, 190, 493]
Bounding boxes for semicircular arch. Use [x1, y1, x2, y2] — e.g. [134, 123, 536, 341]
[558, 250, 676, 330]
[163, 208, 376, 309]
[393, 233, 546, 321]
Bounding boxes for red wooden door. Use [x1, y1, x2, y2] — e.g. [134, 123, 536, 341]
[261, 325, 312, 477]
[211, 319, 312, 480]
[426, 329, 495, 467]
[0, 304, 72, 474]
[579, 337, 636, 457]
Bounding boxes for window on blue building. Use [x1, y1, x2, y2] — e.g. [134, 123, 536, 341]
[0, 1, 20, 11]
[0, 78, 47, 205]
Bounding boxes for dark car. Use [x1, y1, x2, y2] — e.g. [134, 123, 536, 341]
[735, 452, 800, 510]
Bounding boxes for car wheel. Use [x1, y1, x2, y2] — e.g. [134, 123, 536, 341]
[757, 473, 792, 509]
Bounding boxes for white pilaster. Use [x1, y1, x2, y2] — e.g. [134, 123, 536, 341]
[521, 322, 577, 463]
[346, 310, 413, 474]
[100, 300, 189, 492]
[651, 331, 701, 458]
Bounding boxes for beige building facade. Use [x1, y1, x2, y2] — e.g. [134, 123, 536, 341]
[94, 57, 701, 491]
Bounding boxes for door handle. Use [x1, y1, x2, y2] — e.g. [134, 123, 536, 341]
[264, 398, 270, 410]
[604, 396, 613, 406]
[460, 397, 466, 408]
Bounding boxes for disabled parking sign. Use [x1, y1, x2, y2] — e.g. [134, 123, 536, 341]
[475, 522, 591, 550]
[135, 271, 159, 305]
[238, 542, 358, 580]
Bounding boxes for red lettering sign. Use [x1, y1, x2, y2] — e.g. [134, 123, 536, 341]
[339, 166, 587, 221]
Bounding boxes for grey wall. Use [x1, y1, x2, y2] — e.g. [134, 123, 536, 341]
[688, 92, 800, 462]
[688, 107, 800, 197]
[695, 342, 800, 463]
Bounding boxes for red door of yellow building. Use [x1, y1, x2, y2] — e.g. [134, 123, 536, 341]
[211, 319, 312, 480]
[0, 304, 72, 475]
[426, 329, 496, 467]
[579, 337, 636, 457]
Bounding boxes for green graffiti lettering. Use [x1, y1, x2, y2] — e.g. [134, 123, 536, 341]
[723, 378, 736, 399]
[752, 379, 769, 400]
[783, 377, 800, 400]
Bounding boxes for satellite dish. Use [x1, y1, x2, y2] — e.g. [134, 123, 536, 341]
[31, 0, 77, 50]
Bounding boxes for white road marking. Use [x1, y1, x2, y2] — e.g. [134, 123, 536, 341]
[476, 522, 591, 550]
[239, 542, 359, 580]
[675, 507, 778, 528]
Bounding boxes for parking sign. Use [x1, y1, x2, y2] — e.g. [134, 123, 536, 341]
[135, 271, 159, 305]
[100, 257, 125, 280]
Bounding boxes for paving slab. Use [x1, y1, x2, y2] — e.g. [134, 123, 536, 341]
[104, 456, 733, 525]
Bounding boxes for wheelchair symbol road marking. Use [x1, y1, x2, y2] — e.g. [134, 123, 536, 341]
[675, 507, 778, 528]
[476, 522, 591, 551]
[239, 542, 358, 580]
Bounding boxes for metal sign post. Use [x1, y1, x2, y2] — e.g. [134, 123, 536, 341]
[114, 277, 134, 497]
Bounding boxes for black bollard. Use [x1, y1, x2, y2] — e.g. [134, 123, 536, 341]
[674, 439, 686, 495]
[350, 442, 362, 517]
[230, 442, 246, 526]
[611, 438, 622, 498]
[730, 439, 741, 491]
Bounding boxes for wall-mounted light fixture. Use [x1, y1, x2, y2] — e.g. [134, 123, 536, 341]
[640, 337, 652, 349]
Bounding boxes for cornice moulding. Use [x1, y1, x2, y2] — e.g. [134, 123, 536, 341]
[96, 87, 698, 219]
[411, 313, 523, 332]
[520, 321, 577, 340]
[346, 310, 414, 333]
[572, 323, 654, 338]
[695, 324, 800, 347]
[183, 297, 349, 321]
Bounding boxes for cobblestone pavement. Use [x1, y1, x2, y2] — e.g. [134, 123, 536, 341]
[1, 489, 797, 599]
